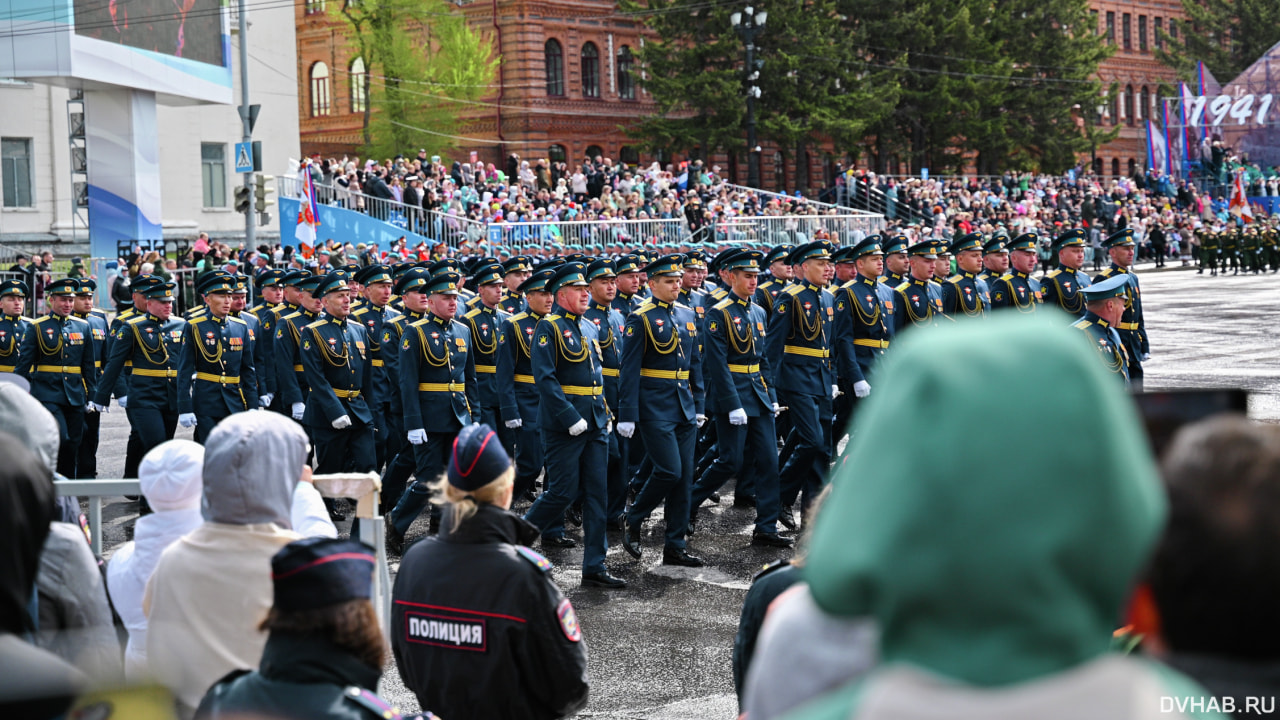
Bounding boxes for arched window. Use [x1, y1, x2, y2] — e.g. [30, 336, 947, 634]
[1111, 158, 1121, 177]
[349, 57, 367, 114]
[581, 42, 600, 99]
[617, 45, 635, 100]
[544, 39, 564, 97]
[620, 146, 639, 165]
[1125, 85, 1136, 126]
[772, 151, 786, 192]
[1128, 158, 1138, 176]
[310, 62, 331, 117]
[1108, 92, 1118, 126]
[586, 145, 604, 161]
[1092, 157, 1104, 176]
[1138, 86, 1148, 122]
[549, 144, 567, 163]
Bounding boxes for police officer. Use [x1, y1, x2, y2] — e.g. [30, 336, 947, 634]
[391, 424, 588, 719]
[91, 281, 184, 459]
[832, 236, 892, 437]
[176, 272, 258, 443]
[1094, 228, 1149, 390]
[385, 270, 476, 553]
[16, 278, 99, 477]
[989, 232, 1044, 312]
[1072, 273, 1131, 385]
[618, 254, 706, 567]
[379, 267, 431, 514]
[521, 263, 622, 587]
[276, 274, 324, 422]
[497, 269, 555, 503]
[300, 273, 376, 480]
[1041, 229, 1092, 318]
[940, 232, 989, 318]
[891, 242, 945, 332]
[690, 250, 790, 547]
[0, 280, 30, 373]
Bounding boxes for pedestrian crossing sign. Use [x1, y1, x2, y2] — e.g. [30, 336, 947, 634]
[234, 142, 254, 173]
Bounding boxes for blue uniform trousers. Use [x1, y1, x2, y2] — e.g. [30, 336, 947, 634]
[388, 431, 452, 536]
[44, 402, 84, 478]
[777, 389, 831, 512]
[194, 411, 232, 445]
[627, 420, 696, 550]
[692, 413, 781, 533]
[312, 422, 376, 475]
[524, 428, 609, 574]
[127, 407, 177, 459]
[512, 424, 544, 499]
[77, 411, 101, 478]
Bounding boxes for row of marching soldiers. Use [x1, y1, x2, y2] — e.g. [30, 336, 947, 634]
[0, 225, 1146, 586]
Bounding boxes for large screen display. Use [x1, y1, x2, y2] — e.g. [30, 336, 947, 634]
[74, 0, 225, 67]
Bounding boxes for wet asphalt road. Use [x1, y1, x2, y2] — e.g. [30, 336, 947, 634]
[82, 260, 1278, 718]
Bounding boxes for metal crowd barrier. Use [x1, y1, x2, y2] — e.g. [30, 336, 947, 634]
[54, 472, 393, 628]
[705, 214, 886, 246]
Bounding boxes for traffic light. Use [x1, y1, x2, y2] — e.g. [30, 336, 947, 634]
[234, 185, 251, 214]
[254, 173, 275, 213]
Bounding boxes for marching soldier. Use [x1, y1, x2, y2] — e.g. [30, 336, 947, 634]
[0, 280, 30, 373]
[460, 261, 509, 431]
[832, 236, 892, 437]
[105, 274, 165, 480]
[891, 242, 945, 332]
[498, 256, 532, 314]
[989, 232, 1044, 312]
[176, 272, 258, 443]
[940, 232, 989, 318]
[379, 267, 432, 513]
[73, 279, 110, 477]
[690, 250, 790, 548]
[613, 254, 646, 317]
[276, 274, 324, 422]
[300, 273, 376, 476]
[350, 264, 399, 469]
[678, 250, 709, 326]
[385, 270, 476, 553]
[497, 269, 555, 503]
[249, 268, 287, 410]
[91, 281, 184, 456]
[523, 263, 625, 588]
[1221, 226, 1241, 275]
[1243, 227, 1262, 274]
[16, 278, 99, 477]
[1198, 226, 1220, 276]
[583, 259, 628, 526]
[880, 235, 910, 288]
[978, 235, 1009, 286]
[230, 274, 268, 406]
[754, 245, 793, 315]
[617, 254, 705, 569]
[1264, 221, 1280, 272]
[1072, 273, 1132, 385]
[764, 241, 836, 528]
[1094, 229, 1149, 390]
[1040, 229, 1092, 318]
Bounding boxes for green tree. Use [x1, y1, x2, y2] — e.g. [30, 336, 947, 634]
[1156, 0, 1280, 83]
[334, 0, 499, 159]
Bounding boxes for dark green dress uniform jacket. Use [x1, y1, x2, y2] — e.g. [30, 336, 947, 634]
[400, 313, 476, 434]
[533, 307, 610, 432]
[300, 316, 374, 427]
[93, 313, 185, 409]
[619, 299, 704, 424]
[16, 313, 98, 406]
[177, 313, 258, 415]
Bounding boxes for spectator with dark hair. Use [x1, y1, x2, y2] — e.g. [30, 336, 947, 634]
[1137, 415, 1280, 716]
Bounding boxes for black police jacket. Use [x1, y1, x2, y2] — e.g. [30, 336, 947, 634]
[391, 504, 589, 720]
[196, 633, 406, 720]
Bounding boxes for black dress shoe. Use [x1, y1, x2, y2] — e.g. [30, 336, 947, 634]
[751, 531, 795, 548]
[733, 494, 757, 508]
[542, 535, 577, 549]
[778, 507, 798, 531]
[384, 513, 405, 555]
[707, 492, 721, 505]
[663, 547, 705, 567]
[566, 507, 583, 527]
[622, 521, 643, 559]
[606, 516, 625, 532]
[582, 571, 628, 589]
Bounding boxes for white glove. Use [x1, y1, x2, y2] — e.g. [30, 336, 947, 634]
[1141, 353, 1151, 362]
[407, 428, 426, 445]
[332, 414, 352, 429]
[853, 380, 871, 398]
[291, 402, 305, 421]
[729, 408, 748, 426]
[617, 421, 635, 438]
[85, 402, 102, 413]
[772, 402, 782, 417]
[178, 413, 197, 428]
[568, 418, 588, 436]
[607, 421, 614, 434]
[259, 392, 274, 407]
[117, 395, 128, 409]
[696, 414, 707, 428]
[832, 385, 840, 400]
[505, 418, 523, 429]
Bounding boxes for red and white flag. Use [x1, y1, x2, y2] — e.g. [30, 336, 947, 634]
[1229, 169, 1254, 223]
[296, 161, 321, 246]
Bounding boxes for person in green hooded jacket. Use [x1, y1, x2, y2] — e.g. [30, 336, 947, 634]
[780, 313, 1225, 720]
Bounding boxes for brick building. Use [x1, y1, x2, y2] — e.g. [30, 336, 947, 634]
[296, 0, 1186, 192]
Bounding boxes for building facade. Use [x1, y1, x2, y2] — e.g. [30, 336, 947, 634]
[0, 4, 301, 249]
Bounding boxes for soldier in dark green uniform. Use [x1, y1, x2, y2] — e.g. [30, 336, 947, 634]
[582, 259, 627, 527]
[1221, 226, 1240, 275]
[277, 274, 324, 422]
[498, 256, 533, 315]
[1094, 229, 1148, 390]
[16, 278, 99, 477]
[176, 272, 258, 443]
[988, 232, 1044, 313]
[1072, 273, 1131, 385]
[0, 280, 30, 373]
[379, 268, 431, 514]
[73, 279, 110, 477]
[1198, 226, 1220, 276]
[497, 269, 555, 503]
[940, 233, 988, 319]
[1040, 229, 1091, 318]
[831, 237, 891, 437]
[460, 261, 509, 431]
[249, 268, 286, 410]
[891, 242, 944, 332]
[350, 265, 398, 469]
[754, 245, 793, 316]
[880, 235, 910, 289]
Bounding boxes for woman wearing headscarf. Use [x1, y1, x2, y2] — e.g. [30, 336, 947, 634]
[392, 424, 589, 720]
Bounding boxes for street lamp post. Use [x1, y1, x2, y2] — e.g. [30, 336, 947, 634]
[732, 7, 766, 188]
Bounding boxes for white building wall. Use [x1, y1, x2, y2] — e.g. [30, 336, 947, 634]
[0, 1, 299, 246]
